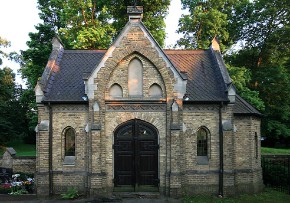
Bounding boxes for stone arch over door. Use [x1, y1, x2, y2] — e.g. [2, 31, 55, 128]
[113, 119, 159, 192]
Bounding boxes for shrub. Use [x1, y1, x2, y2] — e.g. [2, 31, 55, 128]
[61, 187, 79, 199]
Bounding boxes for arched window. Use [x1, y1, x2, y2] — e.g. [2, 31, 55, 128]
[65, 127, 75, 156]
[255, 132, 258, 159]
[128, 58, 143, 97]
[197, 127, 208, 156]
[149, 84, 162, 97]
[109, 84, 123, 98]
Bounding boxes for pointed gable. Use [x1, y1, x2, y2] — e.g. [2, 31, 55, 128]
[87, 6, 187, 100]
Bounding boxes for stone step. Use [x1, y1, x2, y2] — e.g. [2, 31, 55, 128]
[113, 192, 160, 199]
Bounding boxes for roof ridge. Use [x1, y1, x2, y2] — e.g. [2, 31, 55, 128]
[164, 49, 208, 54]
[64, 49, 107, 53]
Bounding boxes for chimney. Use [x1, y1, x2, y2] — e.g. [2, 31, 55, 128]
[127, 6, 143, 22]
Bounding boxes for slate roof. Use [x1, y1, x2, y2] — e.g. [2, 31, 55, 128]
[41, 47, 260, 116]
[234, 94, 262, 116]
[164, 49, 228, 102]
[43, 50, 106, 102]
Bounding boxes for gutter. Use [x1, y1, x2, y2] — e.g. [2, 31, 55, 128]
[218, 102, 224, 197]
[48, 102, 53, 196]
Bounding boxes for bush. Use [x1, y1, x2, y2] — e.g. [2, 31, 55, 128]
[61, 187, 79, 199]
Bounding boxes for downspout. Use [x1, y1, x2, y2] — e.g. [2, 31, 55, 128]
[218, 102, 224, 197]
[85, 103, 90, 196]
[165, 102, 172, 197]
[48, 102, 53, 196]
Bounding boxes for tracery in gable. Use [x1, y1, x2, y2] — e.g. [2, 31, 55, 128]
[106, 53, 165, 100]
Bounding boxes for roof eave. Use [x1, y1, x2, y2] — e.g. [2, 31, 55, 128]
[183, 99, 230, 104]
[234, 112, 263, 117]
[42, 100, 88, 104]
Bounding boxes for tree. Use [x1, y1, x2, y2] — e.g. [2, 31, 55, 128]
[0, 67, 17, 145]
[0, 37, 10, 66]
[0, 36, 37, 145]
[100, 0, 170, 47]
[177, 0, 240, 50]
[227, 64, 264, 111]
[38, 0, 116, 49]
[225, 0, 290, 142]
[20, 0, 170, 88]
[20, 24, 55, 88]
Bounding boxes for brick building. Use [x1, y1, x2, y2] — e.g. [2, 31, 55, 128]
[35, 6, 263, 197]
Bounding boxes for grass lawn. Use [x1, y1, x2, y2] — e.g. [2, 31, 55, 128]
[0, 140, 36, 156]
[261, 147, 290, 155]
[183, 188, 290, 203]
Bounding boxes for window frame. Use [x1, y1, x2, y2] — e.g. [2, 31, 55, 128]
[63, 127, 76, 165]
[196, 126, 210, 165]
[128, 58, 143, 97]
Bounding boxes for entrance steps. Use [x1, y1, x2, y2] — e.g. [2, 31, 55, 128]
[113, 192, 160, 199]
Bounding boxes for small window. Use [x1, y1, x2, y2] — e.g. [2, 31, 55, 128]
[197, 127, 210, 165]
[149, 84, 162, 97]
[65, 127, 75, 156]
[109, 84, 123, 98]
[197, 128, 208, 156]
[128, 58, 143, 96]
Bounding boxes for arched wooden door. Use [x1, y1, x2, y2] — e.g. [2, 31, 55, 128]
[114, 119, 159, 191]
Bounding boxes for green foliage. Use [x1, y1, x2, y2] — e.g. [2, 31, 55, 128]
[61, 187, 79, 200]
[0, 67, 17, 145]
[235, 0, 289, 50]
[178, 0, 240, 50]
[223, 0, 290, 141]
[20, 24, 55, 88]
[0, 36, 10, 65]
[1, 140, 36, 156]
[0, 67, 37, 146]
[36, 0, 170, 49]
[261, 147, 290, 155]
[100, 0, 170, 47]
[227, 65, 264, 111]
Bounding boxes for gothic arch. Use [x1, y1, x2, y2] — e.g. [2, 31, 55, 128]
[109, 83, 123, 98]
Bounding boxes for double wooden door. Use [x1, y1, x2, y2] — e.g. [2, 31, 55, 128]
[114, 119, 159, 191]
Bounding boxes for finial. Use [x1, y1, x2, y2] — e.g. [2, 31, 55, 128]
[127, 3, 143, 22]
[211, 36, 220, 52]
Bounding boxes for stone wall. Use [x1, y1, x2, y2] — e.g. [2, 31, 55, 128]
[35, 104, 89, 194]
[0, 153, 35, 174]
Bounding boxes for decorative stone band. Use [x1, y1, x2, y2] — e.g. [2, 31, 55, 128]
[174, 168, 263, 176]
[106, 104, 166, 112]
[36, 171, 107, 176]
[183, 105, 220, 112]
[44, 105, 88, 112]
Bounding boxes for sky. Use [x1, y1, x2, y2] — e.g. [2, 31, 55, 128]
[0, 0, 185, 87]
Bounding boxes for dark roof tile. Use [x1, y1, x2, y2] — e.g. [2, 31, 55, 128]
[43, 50, 106, 102]
[164, 49, 228, 102]
[234, 94, 262, 116]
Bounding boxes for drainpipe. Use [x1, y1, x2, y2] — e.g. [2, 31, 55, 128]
[48, 102, 53, 196]
[218, 102, 224, 197]
[167, 100, 172, 197]
[85, 102, 90, 196]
